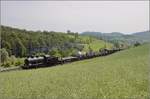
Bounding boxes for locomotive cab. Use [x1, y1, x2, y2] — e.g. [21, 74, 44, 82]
[43, 55, 59, 66]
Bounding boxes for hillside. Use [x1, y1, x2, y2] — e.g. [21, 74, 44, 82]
[1, 25, 113, 67]
[79, 36, 113, 52]
[132, 31, 150, 42]
[0, 44, 149, 99]
[1, 25, 112, 58]
[81, 31, 150, 45]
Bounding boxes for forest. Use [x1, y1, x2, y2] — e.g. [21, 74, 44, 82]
[1, 25, 85, 57]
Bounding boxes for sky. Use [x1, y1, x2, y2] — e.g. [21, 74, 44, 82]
[1, 1, 149, 34]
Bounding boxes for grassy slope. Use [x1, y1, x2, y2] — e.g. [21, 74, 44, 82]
[0, 44, 149, 99]
[79, 36, 113, 52]
[83, 39, 113, 52]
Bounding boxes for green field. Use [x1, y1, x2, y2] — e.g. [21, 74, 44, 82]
[0, 44, 149, 99]
[79, 36, 113, 52]
[83, 39, 113, 52]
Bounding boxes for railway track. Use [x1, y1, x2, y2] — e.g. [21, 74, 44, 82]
[0, 66, 22, 72]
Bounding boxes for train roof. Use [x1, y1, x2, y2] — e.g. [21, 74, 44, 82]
[43, 55, 50, 57]
[62, 56, 77, 60]
[25, 57, 44, 61]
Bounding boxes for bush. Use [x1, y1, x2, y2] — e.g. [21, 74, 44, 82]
[0, 48, 9, 64]
[9, 55, 16, 65]
[134, 42, 141, 47]
[2, 62, 11, 67]
[15, 61, 22, 66]
[48, 49, 57, 56]
[1, 56, 24, 67]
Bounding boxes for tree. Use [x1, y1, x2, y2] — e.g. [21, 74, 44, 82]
[134, 42, 141, 47]
[9, 55, 16, 65]
[0, 48, 9, 64]
[2, 41, 11, 55]
[1, 25, 91, 58]
[113, 41, 120, 48]
[75, 32, 78, 40]
[15, 39, 26, 57]
[48, 49, 57, 56]
[67, 30, 71, 34]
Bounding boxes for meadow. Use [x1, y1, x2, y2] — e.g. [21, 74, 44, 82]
[83, 39, 113, 52]
[79, 36, 113, 52]
[0, 44, 149, 99]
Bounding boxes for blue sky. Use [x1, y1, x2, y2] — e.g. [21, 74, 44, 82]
[1, 1, 149, 34]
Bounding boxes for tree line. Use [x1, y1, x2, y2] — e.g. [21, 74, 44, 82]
[1, 25, 86, 57]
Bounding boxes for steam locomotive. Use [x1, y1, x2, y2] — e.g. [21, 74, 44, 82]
[22, 48, 123, 69]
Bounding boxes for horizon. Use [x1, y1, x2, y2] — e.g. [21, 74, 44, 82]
[1, 1, 149, 34]
[2, 24, 149, 35]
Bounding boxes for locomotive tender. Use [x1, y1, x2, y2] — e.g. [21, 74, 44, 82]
[22, 48, 123, 69]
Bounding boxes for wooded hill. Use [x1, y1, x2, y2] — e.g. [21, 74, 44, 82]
[1, 25, 112, 58]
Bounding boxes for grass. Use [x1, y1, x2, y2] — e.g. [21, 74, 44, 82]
[83, 39, 113, 52]
[80, 36, 113, 52]
[0, 44, 149, 99]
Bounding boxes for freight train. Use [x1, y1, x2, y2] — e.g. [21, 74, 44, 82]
[22, 48, 123, 69]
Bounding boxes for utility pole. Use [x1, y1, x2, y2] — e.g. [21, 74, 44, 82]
[28, 38, 32, 56]
[104, 35, 107, 49]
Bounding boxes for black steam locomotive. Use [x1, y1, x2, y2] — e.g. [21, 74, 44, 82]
[22, 48, 123, 69]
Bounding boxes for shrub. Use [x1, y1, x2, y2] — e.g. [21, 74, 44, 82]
[2, 62, 11, 67]
[0, 48, 9, 64]
[134, 42, 141, 47]
[9, 55, 16, 65]
[15, 60, 22, 66]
